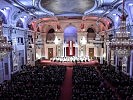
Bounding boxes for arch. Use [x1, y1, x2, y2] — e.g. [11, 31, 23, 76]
[126, 1, 133, 24]
[0, 11, 7, 24]
[16, 19, 24, 28]
[64, 25, 77, 42]
[87, 28, 95, 33]
[87, 28, 96, 41]
[43, 24, 55, 33]
[11, 11, 30, 28]
[46, 28, 55, 43]
[48, 28, 55, 33]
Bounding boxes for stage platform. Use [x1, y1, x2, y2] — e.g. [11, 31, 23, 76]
[40, 60, 99, 67]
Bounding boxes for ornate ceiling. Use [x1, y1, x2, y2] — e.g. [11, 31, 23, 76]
[2, 0, 133, 33]
[6, 0, 121, 16]
[40, 0, 95, 15]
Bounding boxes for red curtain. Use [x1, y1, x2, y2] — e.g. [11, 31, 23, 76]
[66, 41, 75, 56]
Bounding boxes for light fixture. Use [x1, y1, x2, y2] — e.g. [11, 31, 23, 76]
[54, 36, 59, 45]
[103, 53, 106, 58]
[0, 19, 12, 60]
[113, 13, 117, 16]
[24, 16, 27, 18]
[128, 3, 133, 6]
[109, 0, 133, 58]
[81, 36, 87, 45]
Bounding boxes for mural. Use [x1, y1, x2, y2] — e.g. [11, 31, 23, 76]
[41, 0, 95, 14]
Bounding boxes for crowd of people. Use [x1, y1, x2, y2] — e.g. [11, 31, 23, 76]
[50, 56, 90, 62]
[72, 65, 118, 100]
[100, 65, 133, 99]
[0, 63, 133, 99]
[0, 65, 66, 99]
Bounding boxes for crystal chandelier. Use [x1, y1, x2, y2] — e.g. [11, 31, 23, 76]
[109, 29, 133, 57]
[109, 0, 133, 57]
[0, 19, 12, 59]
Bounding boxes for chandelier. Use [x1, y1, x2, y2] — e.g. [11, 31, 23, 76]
[0, 19, 12, 60]
[109, 0, 133, 57]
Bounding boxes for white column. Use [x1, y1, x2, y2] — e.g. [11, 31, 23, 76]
[8, 53, 11, 80]
[78, 46, 79, 57]
[56, 45, 57, 56]
[84, 45, 86, 56]
[130, 50, 133, 77]
[106, 44, 109, 64]
[115, 55, 118, 71]
[65, 47, 66, 57]
[97, 47, 99, 57]
[0, 60, 4, 83]
[69, 41, 73, 55]
[63, 46, 64, 57]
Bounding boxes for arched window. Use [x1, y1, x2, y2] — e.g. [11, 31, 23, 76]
[87, 28, 96, 42]
[64, 25, 77, 42]
[16, 19, 23, 28]
[46, 28, 55, 43]
[0, 11, 7, 24]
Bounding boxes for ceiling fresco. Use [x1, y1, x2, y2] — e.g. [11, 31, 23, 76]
[40, 0, 95, 15]
[2, 0, 133, 29]
[6, 0, 125, 17]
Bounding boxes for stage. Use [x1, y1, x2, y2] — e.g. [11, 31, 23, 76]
[40, 60, 99, 67]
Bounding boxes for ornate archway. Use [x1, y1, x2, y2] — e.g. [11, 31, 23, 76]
[46, 28, 55, 44]
[64, 25, 77, 56]
[87, 28, 96, 42]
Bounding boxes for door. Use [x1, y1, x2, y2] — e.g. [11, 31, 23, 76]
[48, 48, 53, 59]
[89, 48, 94, 59]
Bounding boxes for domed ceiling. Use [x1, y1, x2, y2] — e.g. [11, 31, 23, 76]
[4, 0, 133, 30]
[40, 0, 95, 15]
[7, 0, 119, 17]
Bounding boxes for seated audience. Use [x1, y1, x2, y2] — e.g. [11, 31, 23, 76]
[0, 65, 66, 99]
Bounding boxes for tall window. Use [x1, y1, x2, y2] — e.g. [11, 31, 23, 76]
[87, 28, 96, 42]
[46, 28, 55, 43]
[17, 37, 24, 45]
[16, 19, 23, 28]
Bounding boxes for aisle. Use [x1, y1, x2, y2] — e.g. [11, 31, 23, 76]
[59, 67, 73, 100]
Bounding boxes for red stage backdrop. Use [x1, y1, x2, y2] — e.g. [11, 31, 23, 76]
[66, 41, 75, 56]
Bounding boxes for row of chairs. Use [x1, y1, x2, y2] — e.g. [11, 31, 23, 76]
[0, 65, 66, 99]
[100, 65, 133, 99]
[72, 65, 118, 100]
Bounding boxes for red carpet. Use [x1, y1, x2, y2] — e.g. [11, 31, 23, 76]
[59, 67, 73, 100]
